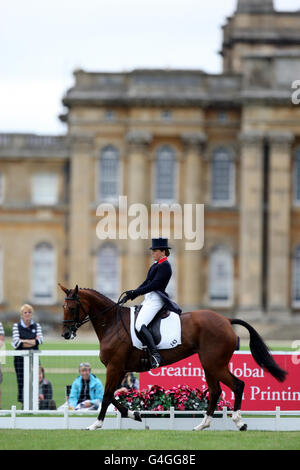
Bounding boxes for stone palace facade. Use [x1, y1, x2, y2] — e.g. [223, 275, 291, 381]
[1, 0, 300, 327]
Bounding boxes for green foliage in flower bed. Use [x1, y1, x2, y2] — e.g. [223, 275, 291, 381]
[115, 384, 233, 412]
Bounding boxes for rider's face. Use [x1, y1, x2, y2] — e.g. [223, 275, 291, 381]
[152, 249, 165, 262]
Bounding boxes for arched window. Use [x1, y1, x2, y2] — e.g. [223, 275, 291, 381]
[99, 146, 119, 201]
[294, 149, 300, 205]
[292, 245, 300, 306]
[95, 244, 119, 300]
[211, 147, 235, 206]
[209, 246, 233, 305]
[32, 242, 55, 303]
[155, 145, 176, 201]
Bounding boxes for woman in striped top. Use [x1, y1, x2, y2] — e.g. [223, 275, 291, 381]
[12, 304, 43, 406]
[0, 322, 4, 409]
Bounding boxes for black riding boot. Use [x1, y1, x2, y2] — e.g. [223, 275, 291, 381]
[139, 324, 162, 369]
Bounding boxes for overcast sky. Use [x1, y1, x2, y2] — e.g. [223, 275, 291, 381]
[0, 0, 299, 135]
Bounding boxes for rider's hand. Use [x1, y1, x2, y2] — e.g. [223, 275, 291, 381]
[122, 292, 132, 303]
[125, 290, 135, 300]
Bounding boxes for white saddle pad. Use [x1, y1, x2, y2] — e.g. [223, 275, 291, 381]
[130, 307, 181, 350]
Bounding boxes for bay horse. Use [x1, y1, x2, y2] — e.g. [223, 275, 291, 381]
[60, 284, 287, 431]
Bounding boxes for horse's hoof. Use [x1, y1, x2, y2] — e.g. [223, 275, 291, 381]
[239, 424, 247, 431]
[193, 414, 211, 431]
[86, 420, 103, 431]
[193, 424, 210, 431]
[134, 411, 142, 422]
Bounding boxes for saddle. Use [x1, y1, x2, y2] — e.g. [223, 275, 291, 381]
[134, 304, 170, 346]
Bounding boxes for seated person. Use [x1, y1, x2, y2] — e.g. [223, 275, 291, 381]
[38, 366, 56, 410]
[68, 362, 104, 410]
[115, 372, 139, 395]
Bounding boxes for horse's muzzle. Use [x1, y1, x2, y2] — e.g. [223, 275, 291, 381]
[62, 326, 76, 340]
[62, 330, 71, 340]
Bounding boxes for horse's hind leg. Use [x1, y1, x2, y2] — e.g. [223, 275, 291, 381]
[218, 368, 247, 431]
[193, 371, 222, 431]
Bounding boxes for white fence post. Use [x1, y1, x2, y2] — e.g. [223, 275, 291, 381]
[222, 406, 227, 424]
[32, 352, 40, 411]
[169, 406, 175, 430]
[11, 405, 16, 429]
[23, 352, 30, 410]
[275, 406, 281, 431]
[63, 405, 69, 429]
[117, 410, 121, 429]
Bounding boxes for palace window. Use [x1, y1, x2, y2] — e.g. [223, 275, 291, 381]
[0, 173, 4, 204]
[105, 110, 116, 122]
[0, 249, 3, 303]
[161, 110, 172, 122]
[95, 244, 119, 301]
[99, 146, 120, 201]
[155, 145, 176, 202]
[294, 149, 300, 205]
[211, 147, 235, 206]
[292, 245, 300, 307]
[217, 111, 228, 123]
[32, 173, 58, 205]
[209, 246, 233, 306]
[32, 242, 56, 304]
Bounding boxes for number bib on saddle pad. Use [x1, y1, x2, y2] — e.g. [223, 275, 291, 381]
[130, 306, 181, 350]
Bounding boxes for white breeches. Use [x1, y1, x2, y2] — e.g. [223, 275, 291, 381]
[135, 292, 164, 332]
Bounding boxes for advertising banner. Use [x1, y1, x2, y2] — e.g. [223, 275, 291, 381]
[139, 352, 300, 410]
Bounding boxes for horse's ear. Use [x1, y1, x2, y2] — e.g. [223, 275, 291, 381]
[58, 283, 69, 294]
[74, 284, 79, 295]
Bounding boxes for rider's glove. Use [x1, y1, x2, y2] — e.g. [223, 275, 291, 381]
[125, 290, 138, 301]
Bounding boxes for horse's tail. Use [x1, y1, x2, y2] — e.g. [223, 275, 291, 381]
[230, 319, 287, 383]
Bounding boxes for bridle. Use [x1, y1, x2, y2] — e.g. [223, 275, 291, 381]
[62, 291, 128, 339]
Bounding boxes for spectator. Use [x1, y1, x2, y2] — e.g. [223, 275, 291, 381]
[115, 372, 139, 395]
[0, 322, 4, 409]
[12, 304, 43, 406]
[68, 362, 104, 410]
[38, 366, 56, 410]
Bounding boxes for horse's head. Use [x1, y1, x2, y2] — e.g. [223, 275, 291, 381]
[59, 284, 90, 340]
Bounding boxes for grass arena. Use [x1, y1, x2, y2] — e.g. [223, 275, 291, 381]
[1, 340, 299, 450]
[1, 429, 300, 450]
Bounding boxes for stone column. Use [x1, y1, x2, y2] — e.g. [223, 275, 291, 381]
[181, 132, 206, 310]
[267, 131, 294, 318]
[238, 131, 264, 319]
[124, 131, 152, 291]
[69, 135, 92, 287]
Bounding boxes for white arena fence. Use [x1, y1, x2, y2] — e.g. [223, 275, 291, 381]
[0, 350, 299, 431]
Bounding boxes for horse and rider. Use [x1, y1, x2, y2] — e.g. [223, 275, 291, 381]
[60, 237, 287, 432]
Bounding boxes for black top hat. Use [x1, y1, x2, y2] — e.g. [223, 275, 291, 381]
[149, 238, 172, 250]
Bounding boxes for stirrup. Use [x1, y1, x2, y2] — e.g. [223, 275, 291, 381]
[151, 353, 161, 369]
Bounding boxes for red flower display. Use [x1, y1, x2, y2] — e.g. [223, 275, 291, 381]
[115, 385, 233, 412]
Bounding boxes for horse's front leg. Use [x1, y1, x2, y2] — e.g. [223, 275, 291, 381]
[86, 364, 124, 431]
[111, 396, 142, 422]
